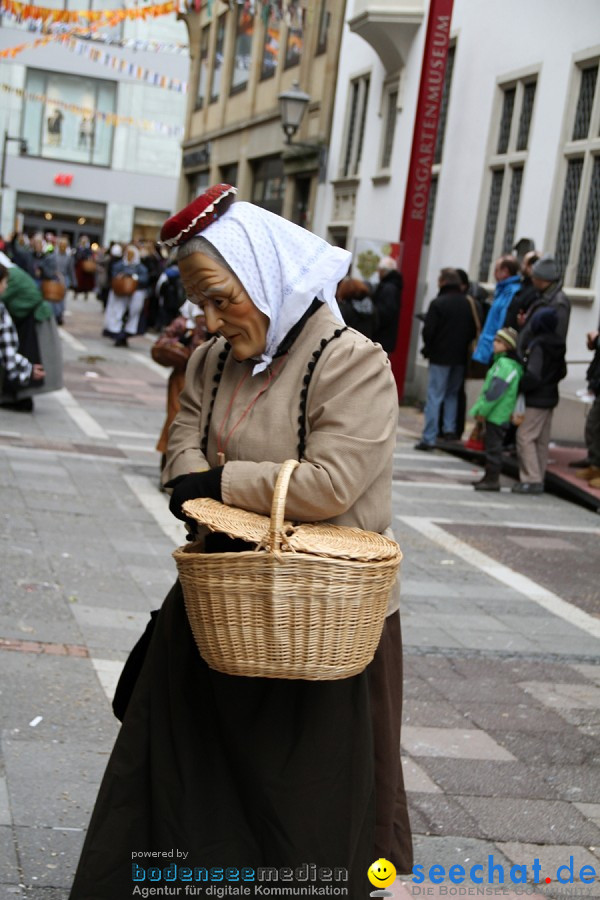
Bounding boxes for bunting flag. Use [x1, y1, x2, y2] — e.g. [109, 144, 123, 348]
[0, 82, 185, 136]
[0, 28, 188, 91]
[0, 0, 181, 25]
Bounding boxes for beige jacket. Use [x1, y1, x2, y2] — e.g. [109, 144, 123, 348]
[163, 305, 400, 611]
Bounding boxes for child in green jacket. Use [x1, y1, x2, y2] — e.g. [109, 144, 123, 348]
[469, 326, 523, 491]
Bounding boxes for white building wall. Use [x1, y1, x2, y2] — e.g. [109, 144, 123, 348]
[314, 0, 600, 424]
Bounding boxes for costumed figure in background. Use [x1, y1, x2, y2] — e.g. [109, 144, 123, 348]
[0, 264, 46, 404]
[103, 244, 149, 347]
[69, 184, 412, 899]
[153, 298, 207, 476]
[0, 254, 63, 411]
[74, 235, 96, 298]
[53, 237, 75, 325]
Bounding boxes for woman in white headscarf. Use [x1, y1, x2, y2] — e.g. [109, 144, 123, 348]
[70, 188, 412, 899]
[102, 244, 150, 346]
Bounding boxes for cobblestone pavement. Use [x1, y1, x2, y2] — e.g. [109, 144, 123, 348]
[0, 296, 599, 900]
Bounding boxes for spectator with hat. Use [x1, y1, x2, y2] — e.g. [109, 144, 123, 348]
[512, 306, 567, 494]
[517, 254, 571, 353]
[469, 326, 523, 491]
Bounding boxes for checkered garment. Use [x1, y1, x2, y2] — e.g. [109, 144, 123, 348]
[0, 301, 33, 388]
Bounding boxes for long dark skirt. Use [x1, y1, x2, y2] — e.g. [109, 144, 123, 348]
[70, 583, 412, 899]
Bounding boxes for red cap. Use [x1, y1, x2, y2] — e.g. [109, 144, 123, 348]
[160, 184, 237, 248]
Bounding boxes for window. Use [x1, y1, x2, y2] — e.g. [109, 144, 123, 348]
[210, 13, 227, 103]
[478, 75, 537, 281]
[379, 82, 399, 171]
[220, 163, 238, 187]
[340, 74, 370, 178]
[261, 7, 280, 80]
[22, 69, 116, 167]
[196, 26, 210, 109]
[316, 1, 329, 56]
[188, 170, 210, 202]
[284, 1, 303, 69]
[554, 61, 600, 288]
[231, 4, 254, 94]
[252, 156, 285, 216]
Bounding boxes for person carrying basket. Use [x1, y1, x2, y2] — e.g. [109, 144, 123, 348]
[69, 185, 412, 899]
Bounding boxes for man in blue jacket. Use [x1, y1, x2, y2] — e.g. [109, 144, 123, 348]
[471, 255, 521, 366]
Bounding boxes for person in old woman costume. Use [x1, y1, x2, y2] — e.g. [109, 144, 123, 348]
[69, 186, 412, 899]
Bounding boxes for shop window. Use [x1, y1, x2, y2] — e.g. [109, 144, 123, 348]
[22, 69, 116, 167]
[231, 4, 254, 95]
[252, 156, 285, 216]
[210, 13, 227, 104]
[261, 7, 280, 80]
[196, 25, 210, 109]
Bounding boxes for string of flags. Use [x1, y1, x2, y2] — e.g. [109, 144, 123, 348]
[0, 0, 181, 26]
[0, 82, 185, 137]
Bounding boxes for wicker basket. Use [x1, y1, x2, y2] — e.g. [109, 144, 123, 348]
[173, 459, 402, 680]
[80, 258, 96, 274]
[41, 280, 66, 302]
[112, 274, 137, 296]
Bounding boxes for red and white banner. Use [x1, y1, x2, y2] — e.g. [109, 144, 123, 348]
[389, 0, 454, 398]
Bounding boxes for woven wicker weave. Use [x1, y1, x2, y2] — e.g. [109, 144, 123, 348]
[173, 459, 402, 680]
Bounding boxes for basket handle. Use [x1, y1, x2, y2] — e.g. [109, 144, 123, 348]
[269, 459, 300, 554]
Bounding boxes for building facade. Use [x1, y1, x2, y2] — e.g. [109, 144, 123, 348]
[0, 1, 189, 245]
[312, 0, 600, 427]
[178, 0, 346, 230]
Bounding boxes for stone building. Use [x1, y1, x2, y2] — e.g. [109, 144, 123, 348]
[178, 0, 346, 230]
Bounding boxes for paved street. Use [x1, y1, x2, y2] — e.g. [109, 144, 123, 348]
[1, 296, 599, 900]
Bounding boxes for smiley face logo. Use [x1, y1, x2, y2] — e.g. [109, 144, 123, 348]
[368, 858, 396, 889]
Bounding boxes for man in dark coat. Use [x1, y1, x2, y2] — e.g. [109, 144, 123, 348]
[415, 268, 477, 450]
[517, 254, 570, 353]
[572, 326, 600, 485]
[504, 250, 540, 330]
[512, 307, 567, 494]
[372, 255, 403, 354]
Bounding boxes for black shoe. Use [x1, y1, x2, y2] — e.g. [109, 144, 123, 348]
[474, 479, 500, 491]
[568, 458, 591, 468]
[114, 334, 129, 347]
[440, 432, 458, 441]
[1, 397, 34, 412]
[56, 316, 64, 326]
[511, 482, 544, 494]
[414, 441, 436, 452]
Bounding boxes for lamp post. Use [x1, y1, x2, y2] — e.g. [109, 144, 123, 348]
[0, 131, 28, 232]
[278, 82, 310, 144]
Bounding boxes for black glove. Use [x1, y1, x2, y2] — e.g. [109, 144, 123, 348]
[164, 467, 223, 522]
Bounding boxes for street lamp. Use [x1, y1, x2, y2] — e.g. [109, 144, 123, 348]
[0, 131, 28, 232]
[278, 82, 310, 144]
[1, 131, 28, 189]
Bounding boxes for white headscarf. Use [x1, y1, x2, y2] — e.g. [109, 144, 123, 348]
[201, 202, 351, 375]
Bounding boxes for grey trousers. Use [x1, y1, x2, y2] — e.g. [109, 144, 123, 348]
[516, 406, 553, 483]
[585, 394, 600, 466]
